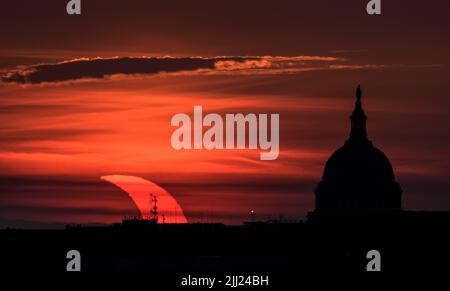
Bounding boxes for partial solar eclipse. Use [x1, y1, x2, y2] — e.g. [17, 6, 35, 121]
[101, 175, 187, 223]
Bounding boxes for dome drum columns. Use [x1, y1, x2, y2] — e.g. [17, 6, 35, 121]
[315, 181, 402, 210]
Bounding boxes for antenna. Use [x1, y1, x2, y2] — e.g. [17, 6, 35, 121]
[150, 193, 159, 223]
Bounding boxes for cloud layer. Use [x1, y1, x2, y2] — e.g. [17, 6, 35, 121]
[0, 56, 343, 84]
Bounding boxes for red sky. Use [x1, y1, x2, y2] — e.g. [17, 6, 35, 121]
[0, 0, 449, 227]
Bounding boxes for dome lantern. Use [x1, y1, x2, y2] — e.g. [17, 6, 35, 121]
[348, 85, 369, 145]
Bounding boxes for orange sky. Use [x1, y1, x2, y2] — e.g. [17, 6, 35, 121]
[0, 0, 449, 227]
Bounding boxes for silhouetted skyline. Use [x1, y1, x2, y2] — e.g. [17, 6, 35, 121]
[1, 0, 450, 227]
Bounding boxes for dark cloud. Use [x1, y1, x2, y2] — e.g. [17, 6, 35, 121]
[0, 55, 62, 70]
[0, 56, 250, 84]
[0, 56, 342, 84]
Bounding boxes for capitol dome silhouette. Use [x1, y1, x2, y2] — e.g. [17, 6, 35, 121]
[311, 85, 402, 219]
[323, 140, 395, 182]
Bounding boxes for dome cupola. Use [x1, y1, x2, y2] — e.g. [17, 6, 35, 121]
[313, 85, 402, 213]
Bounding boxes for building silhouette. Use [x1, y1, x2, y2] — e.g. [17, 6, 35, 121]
[308, 85, 402, 222]
[3, 85, 450, 273]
